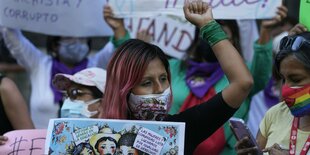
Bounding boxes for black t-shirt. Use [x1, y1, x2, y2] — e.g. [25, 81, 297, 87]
[164, 92, 237, 155]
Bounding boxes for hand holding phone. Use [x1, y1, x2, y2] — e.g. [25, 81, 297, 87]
[229, 117, 263, 155]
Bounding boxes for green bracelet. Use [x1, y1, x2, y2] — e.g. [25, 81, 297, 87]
[109, 30, 131, 48]
[200, 20, 228, 47]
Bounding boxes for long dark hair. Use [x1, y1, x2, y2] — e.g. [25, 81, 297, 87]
[181, 20, 241, 69]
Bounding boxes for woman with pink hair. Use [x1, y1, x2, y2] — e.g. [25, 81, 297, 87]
[99, 1, 254, 154]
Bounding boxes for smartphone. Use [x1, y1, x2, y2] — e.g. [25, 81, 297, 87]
[229, 117, 263, 155]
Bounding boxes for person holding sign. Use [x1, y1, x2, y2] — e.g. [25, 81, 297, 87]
[235, 25, 310, 155]
[0, 75, 34, 145]
[98, 0, 254, 154]
[0, 5, 129, 129]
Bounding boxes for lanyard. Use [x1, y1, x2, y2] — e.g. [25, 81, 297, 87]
[289, 117, 310, 155]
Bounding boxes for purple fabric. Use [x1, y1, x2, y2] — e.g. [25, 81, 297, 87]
[185, 60, 224, 98]
[264, 78, 279, 108]
[50, 58, 88, 103]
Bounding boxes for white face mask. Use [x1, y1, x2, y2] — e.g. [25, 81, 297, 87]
[58, 42, 89, 64]
[61, 98, 100, 118]
[128, 87, 171, 121]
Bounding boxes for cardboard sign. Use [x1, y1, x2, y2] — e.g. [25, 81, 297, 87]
[0, 0, 113, 37]
[109, 0, 282, 19]
[126, 15, 195, 59]
[0, 129, 47, 155]
[45, 118, 185, 155]
[299, 0, 310, 29]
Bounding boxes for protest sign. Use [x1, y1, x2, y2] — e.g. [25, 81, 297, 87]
[299, 0, 310, 29]
[0, 129, 47, 155]
[109, 0, 282, 19]
[45, 118, 185, 155]
[126, 15, 195, 59]
[0, 0, 113, 37]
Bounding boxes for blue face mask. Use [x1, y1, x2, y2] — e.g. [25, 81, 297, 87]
[58, 42, 89, 64]
[60, 98, 100, 118]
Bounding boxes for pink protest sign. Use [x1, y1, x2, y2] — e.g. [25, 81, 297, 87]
[0, 129, 47, 155]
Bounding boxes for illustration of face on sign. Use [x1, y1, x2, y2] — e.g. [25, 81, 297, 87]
[72, 143, 96, 155]
[117, 133, 143, 155]
[90, 127, 121, 155]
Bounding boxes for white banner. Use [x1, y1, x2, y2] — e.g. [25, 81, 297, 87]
[126, 15, 195, 59]
[0, 0, 113, 37]
[0, 0, 281, 37]
[109, 0, 282, 19]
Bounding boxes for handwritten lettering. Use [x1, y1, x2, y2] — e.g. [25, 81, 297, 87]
[165, 0, 178, 8]
[207, 0, 261, 8]
[172, 30, 193, 52]
[163, 0, 262, 9]
[5, 136, 46, 155]
[29, 138, 46, 155]
[157, 22, 177, 46]
[12, 0, 83, 8]
[73, 126, 98, 144]
[8, 137, 28, 155]
[4, 7, 58, 23]
[76, 0, 82, 8]
[134, 128, 165, 155]
[128, 17, 194, 56]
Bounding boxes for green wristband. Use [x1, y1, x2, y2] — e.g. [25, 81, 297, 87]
[109, 30, 131, 48]
[200, 20, 228, 47]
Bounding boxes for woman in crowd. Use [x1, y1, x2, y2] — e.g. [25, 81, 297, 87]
[137, 6, 287, 155]
[52, 67, 106, 119]
[99, 1, 254, 154]
[0, 5, 129, 128]
[235, 24, 310, 155]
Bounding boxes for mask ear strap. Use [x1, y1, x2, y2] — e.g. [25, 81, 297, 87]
[85, 98, 101, 105]
[85, 110, 98, 117]
[83, 99, 101, 117]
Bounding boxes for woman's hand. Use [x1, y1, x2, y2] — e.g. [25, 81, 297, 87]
[0, 135, 8, 145]
[258, 6, 288, 44]
[136, 29, 152, 43]
[288, 23, 308, 36]
[261, 6, 288, 29]
[235, 137, 261, 155]
[103, 5, 124, 30]
[183, 0, 213, 29]
[263, 143, 289, 155]
[103, 4, 126, 39]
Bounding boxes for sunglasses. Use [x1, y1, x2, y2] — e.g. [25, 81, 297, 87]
[63, 88, 93, 100]
[280, 36, 310, 52]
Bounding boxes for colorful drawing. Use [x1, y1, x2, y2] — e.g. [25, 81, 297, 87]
[45, 118, 185, 155]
